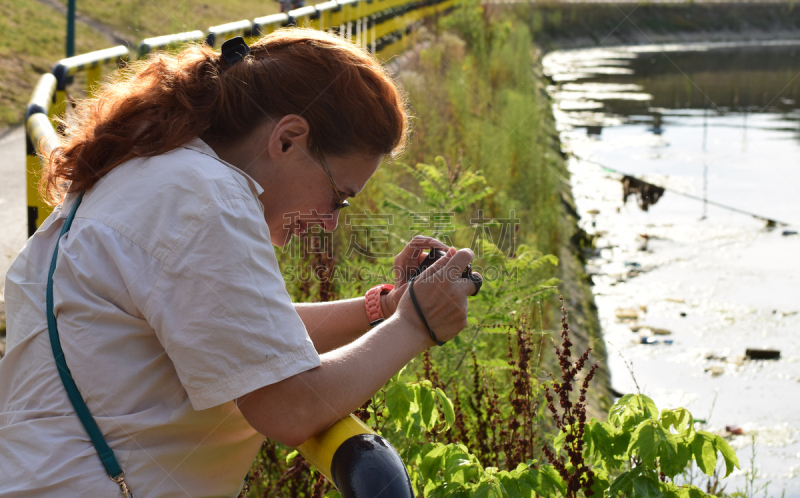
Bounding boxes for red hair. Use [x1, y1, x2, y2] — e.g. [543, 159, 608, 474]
[44, 28, 409, 204]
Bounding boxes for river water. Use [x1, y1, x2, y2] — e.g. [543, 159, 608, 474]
[544, 41, 800, 496]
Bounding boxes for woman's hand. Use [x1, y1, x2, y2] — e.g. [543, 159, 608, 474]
[394, 247, 477, 345]
[380, 235, 451, 318]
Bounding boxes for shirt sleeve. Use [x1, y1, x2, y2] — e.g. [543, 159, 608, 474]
[143, 192, 321, 411]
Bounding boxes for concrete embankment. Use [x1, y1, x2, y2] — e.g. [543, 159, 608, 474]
[516, 2, 800, 50]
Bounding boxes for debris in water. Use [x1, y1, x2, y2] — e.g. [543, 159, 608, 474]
[745, 348, 781, 360]
[726, 426, 745, 435]
[615, 308, 639, 321]
[652, 328, 672, 336]
[783, 230, 798, 236]
[641, 337, 673, 345]
[622, 175, 666, 211]
[680, 312, 687, 317]
[705, 365, 725, 377]
[636, 233, 649, 251]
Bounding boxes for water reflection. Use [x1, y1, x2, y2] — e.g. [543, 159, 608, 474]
[545, 41, 800, 133]
[543, 40, 800, 225]
[544, 41, 800, 495]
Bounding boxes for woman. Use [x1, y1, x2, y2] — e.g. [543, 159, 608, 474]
[0, 29, 477, 496]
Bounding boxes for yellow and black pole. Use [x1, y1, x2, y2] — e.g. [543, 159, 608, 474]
[297, 415, 415, 497]
[25, 46, 129, 235]
[25, 74, 58, 236]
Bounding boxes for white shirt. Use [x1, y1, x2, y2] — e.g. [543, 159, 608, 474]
[0, 138, 321, 496]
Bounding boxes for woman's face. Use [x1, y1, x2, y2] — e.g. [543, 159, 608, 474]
[211, 115, 383, 247]
[260, 150, 381, 247]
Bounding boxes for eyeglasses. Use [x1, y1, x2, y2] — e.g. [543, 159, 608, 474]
[318, 151, 350, 212]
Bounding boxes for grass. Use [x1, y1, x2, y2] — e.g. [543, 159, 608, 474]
[0, 0, 108, 126]
[0, 0, 288, 128]
[48, 0, 282, 41]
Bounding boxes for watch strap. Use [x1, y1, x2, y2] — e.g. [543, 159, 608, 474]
[365, 284, 394, 327]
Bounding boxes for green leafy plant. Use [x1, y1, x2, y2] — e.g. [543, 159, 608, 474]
[583, 394, 740, 497]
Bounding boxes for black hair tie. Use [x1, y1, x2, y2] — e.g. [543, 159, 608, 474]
[407, 276, 445, 347]
[221, 36, 251, 66]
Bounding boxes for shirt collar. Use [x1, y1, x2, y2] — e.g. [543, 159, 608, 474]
[182, 137, 266, 197]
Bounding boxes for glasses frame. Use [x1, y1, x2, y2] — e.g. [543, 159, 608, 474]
[317, 150, 350, 212]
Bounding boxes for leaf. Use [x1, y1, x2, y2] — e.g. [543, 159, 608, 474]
[609, 394, 658, 431]
[632, 474, 664, 498]
[444, 450, 479, 484]
[323, 491, 342, 498]
[552, 426, 567, 453]
[419, 386, 438, 431]
[436, 388, 456, 430]
[408, 441, 436, 468]
[636, 395, 660, 420]
[523, 465, 566, 497]
[585, 419, 626, 467]
[427, 482, 470, 498]
[659, 434, 693, 479]
[628, 420, 670, 468]
[385, 382, 415, 430]
[472, 480, 506, 498]
[285, 449, 299, 465]
[589, 467, 610, 497]
[659, 481, 682, 498]
[691, 432, 718, 476]
[661, 408, 696, 438]
[497, 469, 535, 498]
[420, 444, 449, 483]
[660, 433, 680, 465]
[677, 484, 708, 498]
[381, 198, 415, 216]
[608, 467, 644, 497]
[713, 434, 740, 477]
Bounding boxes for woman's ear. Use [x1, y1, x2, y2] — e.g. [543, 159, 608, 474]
[269, 114, 311, 161]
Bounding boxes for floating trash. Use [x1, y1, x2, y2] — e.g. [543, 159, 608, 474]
[745, 348, 781, 360]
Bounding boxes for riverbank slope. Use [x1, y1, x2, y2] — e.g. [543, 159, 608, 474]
[520, 3, 800, 50]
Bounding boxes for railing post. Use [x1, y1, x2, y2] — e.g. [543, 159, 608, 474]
[25, 74, 58, 235]
[86, 65, 102, 99]
[25, 126, 41, 237]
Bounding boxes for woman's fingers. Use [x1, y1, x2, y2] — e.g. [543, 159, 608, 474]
[401, 236, 450, 261]
[385, 239, 451, 318]
[396, 247, 475, 345]
[394, 236, 451, 284]
[442, 249, 479, 297]
[443, 248, 474, 277]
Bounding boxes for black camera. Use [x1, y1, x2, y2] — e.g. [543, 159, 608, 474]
[409, 249, 482, 296]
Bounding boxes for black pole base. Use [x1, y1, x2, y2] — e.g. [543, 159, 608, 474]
[330, 434, 415, 498]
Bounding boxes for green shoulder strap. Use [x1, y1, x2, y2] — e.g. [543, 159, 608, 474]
[46, 192, 134, 497]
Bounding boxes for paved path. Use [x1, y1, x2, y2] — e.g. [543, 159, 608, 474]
[0, 126, 27, 300]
